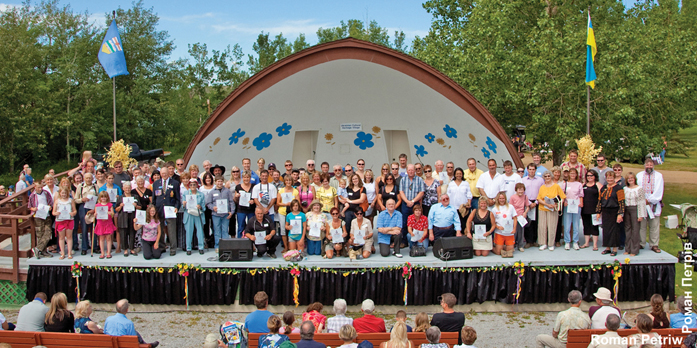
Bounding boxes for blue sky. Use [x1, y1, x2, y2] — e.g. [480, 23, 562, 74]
[2, 0, 639, 63]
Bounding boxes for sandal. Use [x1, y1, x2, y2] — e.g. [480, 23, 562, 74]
[651, 246, 661, 253]
[131, 250, 138, 256]
[593, 247, 599, 251]
[124, 252, 129, 257]
[68, 254, 73, 259]
[579, 244, 589, 249]
[99, 254, 105, 259]
[610, 251, 617, 257]
[601, 249, 611, 255]
[59, 254, 65, 260]
[106, 254, 112, 259]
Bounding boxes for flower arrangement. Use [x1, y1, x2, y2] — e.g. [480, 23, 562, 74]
[71, 262, 82, 278]
[176, 263, 193, 277]
[104, 140, 138, 169]
[574, 135, 603, 168]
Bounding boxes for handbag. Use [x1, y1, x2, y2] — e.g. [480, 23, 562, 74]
[409, 246, 427, 257]
[359, 187, 369, 212]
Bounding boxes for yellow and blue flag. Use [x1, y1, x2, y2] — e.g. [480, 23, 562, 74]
[586, 14, 597, 89]
[98, 19, 129, 78]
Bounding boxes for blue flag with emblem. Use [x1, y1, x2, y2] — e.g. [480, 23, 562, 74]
[98, 19, 129, 78]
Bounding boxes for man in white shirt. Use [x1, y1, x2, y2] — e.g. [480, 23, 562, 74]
[252, 170, 278, 221]
[635, 157, 664, 252]
[476, 159, 503, 208]
[500, 160, 522, 200]
[434, 160, 448, 186]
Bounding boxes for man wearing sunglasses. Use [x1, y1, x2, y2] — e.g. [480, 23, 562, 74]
[306, 160, 317, 177]
[330, 164, 345, 190]
[282, 160, 294, 180]
[590, 153, 612, 186]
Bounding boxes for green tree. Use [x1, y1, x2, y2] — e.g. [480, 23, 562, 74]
[317, 19, 406, 51]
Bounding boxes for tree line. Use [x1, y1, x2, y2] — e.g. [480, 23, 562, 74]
[1, 0, 694, 175]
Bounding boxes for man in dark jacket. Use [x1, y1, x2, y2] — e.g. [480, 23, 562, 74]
[152, 167, 180, 255]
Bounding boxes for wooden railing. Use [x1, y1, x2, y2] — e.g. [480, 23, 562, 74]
[0, 170, 70, 283]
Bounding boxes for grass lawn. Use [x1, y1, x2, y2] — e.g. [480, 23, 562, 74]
[658, 183, 697, 297]
[622, 123, 697, 172]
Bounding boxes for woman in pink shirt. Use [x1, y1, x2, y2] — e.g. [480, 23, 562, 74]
[562, 168, 584, 250]
[509, 183, 530, 253]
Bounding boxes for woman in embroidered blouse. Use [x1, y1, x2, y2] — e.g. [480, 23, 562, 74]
[622, 172, 646, 256]
[297, 173, 315, 214]
[596, 171, 625, 257]
[421, 165, 441, 218]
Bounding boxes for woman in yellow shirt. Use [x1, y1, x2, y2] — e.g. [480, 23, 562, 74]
[537, 172, 566, 251]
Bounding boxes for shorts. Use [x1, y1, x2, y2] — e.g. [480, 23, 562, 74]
[55, 220, 74, 234]
[494, 234, 515, 246]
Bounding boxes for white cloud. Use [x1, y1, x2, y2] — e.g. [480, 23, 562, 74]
[162, 12, 215, 24]
[87, 13, 108, 28]
[212, 19, 334, 36]
[0, 3, 20, 12]
[386, 27, 429, 39]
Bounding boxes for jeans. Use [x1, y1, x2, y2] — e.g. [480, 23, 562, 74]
[400, 203, 414, 242]
[78, 204, 94, 251]
[236, 212, 255, 238]
[307, 240, 321, 255]
[563, 208, 582, 243]
[211, 215, 229, 249]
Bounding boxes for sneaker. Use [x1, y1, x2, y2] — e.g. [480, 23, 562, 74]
[356, 255, 363, 260]
[573, 243, 580, 250]
[565, 243, 570, 250]
[199, 250, 204, 255]
[539, 245, 547, 251]
[519, 247, 525, 252]
[33, 247, 41, 259]
[269, 253, 277, 259]
[548, 246, 555, 251]
[394, 253, 403, 258]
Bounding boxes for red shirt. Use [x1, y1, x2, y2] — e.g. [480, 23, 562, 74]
[353, 314, 386, 333]
[407, 214, 428, 231]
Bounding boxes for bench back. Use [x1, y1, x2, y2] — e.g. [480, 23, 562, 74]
[566, 328, 697, 348]
[248, 331, 459, 348]
[0, 330, 147, 348]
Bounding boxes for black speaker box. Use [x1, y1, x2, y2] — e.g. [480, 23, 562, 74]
[218, 238, 253, 261]
[432, 236, 473, 260]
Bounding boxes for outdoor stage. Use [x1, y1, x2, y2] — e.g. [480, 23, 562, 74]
[25, 244, 677, 307]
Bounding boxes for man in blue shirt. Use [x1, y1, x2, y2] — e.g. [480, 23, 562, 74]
[523, 152, 548, 178]
[242, 158, 260, 185]
[376, 199, 403, 258]
[104, 299, 158, 347]
[399, 164, 425, 246]
[427, 194, 462, 242]
[670, 296, 697, 329]
[245, 291, 274, 333]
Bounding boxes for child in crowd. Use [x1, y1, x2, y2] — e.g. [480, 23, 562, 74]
[337, 178, 349, 217]
[455, 326, 478, 348]
[53, 188, 76, 259]
[91, 191, 116, 259]
[285, 199, 307, 251]
[509, 183, 530, 253]
[279, 311, 299, 334]
[391, 310, 413, 332]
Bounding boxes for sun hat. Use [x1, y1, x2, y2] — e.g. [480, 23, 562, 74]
[188, 178, 200, 188]
[309, 200, 323, 210]
[593, 287, 612, 301]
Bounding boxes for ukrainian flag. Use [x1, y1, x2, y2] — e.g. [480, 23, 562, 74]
[586, 14, 597, 89]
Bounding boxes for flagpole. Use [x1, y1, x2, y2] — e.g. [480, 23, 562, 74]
[112, 11, 117, 142]
[586, 6, 591, 136]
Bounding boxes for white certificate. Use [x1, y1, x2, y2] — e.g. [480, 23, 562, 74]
[474, 224, 486, 240]
[330, 228, 343, 242]
[35, 204, 50, 220]
[58, 203, 71, 221]
[164, 206, 177, 219]
[281, 192, 293, 204]
[544, 197, 555, 206]
[107, 188, 117, 202]
[646, 206, 655, 219]
[566, 199, 580, 214]
[254, 231, 267, 245]
[186, 195, 197, 209]
[354, 229, 365, 245]
[84, 195, 96, 209]
[96, 206, 109, 220]
[308, 221, 322, 238]
[592, 214, 602, 226]
[518, 216, 528, 227]
[289, 219, 302, 236]
[135, 210, 147, 225]
[239, 191, 251, 207]
[216, 199, 228, 214]
[527, 206, 536, 221]
[411, 229, 424, 242]
[123, 197, 135, 212]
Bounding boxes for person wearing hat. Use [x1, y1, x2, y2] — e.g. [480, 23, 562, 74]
[211, 164, 226, 179]
[305, 200, 328, 255]
[182, 178, 207, 255]
[245, 207, 281, 258]
[589, 287, 621, 329]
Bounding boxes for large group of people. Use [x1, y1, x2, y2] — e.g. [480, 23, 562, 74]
[11, 148, 665, 260]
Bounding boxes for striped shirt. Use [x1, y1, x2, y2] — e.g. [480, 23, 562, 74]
[400, 175, 425, 201]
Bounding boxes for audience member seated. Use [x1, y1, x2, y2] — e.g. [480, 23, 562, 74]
[297, 321, 327, 348]
[104, 299, 159, 347]
[647, 294, 670, 329]
[74, 300, 103, 334]
[422, 326, 449, 348]
[535, 290, 591, 348]
[353, 299, 386, 333]
[258, 315, 289, 348]
[380, 321, 414, 348]
[587, 314, 623, 348]
[391, 310, 413, 332]
[0, 310, 14, 331]
[430, 293, 465, 344]
[15, 292, 48, 332]
[43, 292, 74, 333]
[338, 324, 358, 348]
[627, 314, 662, 348]
[280, 311, 300, 334]
[671, 296, 697, 329]
[326, 299, 353, 333]
[246, 291, 275, 333]
[302, 302, 327, 333]
[454, 326, 477, 348]
[590, 287, 621, 329]
[682, 332, 697, 348]
[413, 312, 430, 333]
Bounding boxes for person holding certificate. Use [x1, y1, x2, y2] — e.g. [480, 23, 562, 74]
[596, 171, 625, 257]
[74, 173, 97, 255]
[326, 207, 348, 259]
[234, 171, 256, 239]
[91, 191, 116, 259]
[536, 171, 566, 251]
[116, 182, 138, 257]
[152, 167, 181, 256]
[465, 199, 495, 257]
[285, 199, 307, 251]
[348, 207, 373, 260]
[28, 181, 54, 259]
[183, 179, 207, 255]
[561, 168, 584, 251]
[277, 175, 298, 253]
[491, 192, 517, 258]
[206, 175, 235, 254]
[305, 200, 328, 256]
[245, 207, 281, 258]
[134, 205, 163, 260]
[580, 170, 603, 250]
[407, 204, 429, 249]
[52, 188, 76, 259]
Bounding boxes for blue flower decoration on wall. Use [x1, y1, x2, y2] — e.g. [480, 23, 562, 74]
[229, 128, 245, 145]
[252, 133, 273, 151]
[425, 133, 435, 143]
[443, 124, 458, 138]
[481, 148, 491, 159]
[276, 123, 292, 137]
[486, 136, 498, 154]
[414, 145, 428, 157]
[354, 132, 374, 150]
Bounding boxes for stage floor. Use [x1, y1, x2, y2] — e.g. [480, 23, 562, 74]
[28, 243, 678, 269]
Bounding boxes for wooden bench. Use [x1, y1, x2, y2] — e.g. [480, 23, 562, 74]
[566, 328, 696, 348]
[0, 330, 151, 348]
[248, 331, 459, 348]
